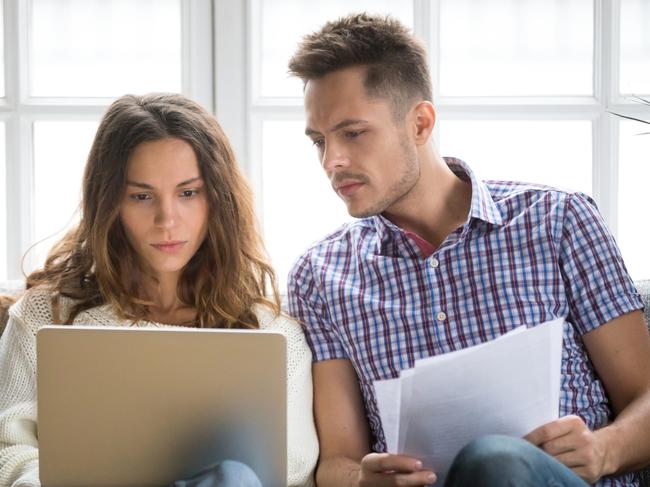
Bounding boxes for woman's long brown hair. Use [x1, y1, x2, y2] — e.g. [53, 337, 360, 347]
[26, 94, 280, 328]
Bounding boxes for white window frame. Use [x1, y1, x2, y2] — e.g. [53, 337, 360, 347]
[1, 0, 214, 279]
[215, 0, 650, 267]
[3, 0, 650, 279]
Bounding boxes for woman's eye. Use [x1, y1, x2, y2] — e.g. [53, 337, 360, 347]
[130, 193, 151, 201]
[181, 189, 199, 198]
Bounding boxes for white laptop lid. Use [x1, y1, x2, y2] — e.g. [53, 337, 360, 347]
[37, 325, 287, 487]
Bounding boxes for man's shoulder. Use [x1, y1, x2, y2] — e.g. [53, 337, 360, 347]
[485, 178, 577, 200]
[288, 219, 376, 282]
[484, 179, 596, 221]
[298, 218, 375, 258]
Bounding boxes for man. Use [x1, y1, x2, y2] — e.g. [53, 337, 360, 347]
[286, 13, 650, 487]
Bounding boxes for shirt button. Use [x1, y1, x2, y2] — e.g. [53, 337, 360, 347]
[429, 258, 439, 269]
[437, 311, 447, 322]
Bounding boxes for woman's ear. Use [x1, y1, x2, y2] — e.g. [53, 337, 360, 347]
[411, 101, 436, 146]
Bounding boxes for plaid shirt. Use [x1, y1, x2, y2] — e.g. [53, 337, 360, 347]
[288, 158, 644, 486]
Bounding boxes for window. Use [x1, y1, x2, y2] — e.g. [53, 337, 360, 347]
[1, 0, 212, 279]
[3, 1, 650, 285]
[0, 122, 5, 280]
[215, 0, 650, 287]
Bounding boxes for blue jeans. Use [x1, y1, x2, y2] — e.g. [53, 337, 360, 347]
[171, 460, 262, 487]
[445, 435, 590, 487]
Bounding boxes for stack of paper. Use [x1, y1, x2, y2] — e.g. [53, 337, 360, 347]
[373, 318, 564, 484]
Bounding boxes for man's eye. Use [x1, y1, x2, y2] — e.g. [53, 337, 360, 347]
[312, 139, 324, 148]
[346, 130, 363, 138]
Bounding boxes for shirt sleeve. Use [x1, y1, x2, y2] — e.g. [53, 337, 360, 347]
[0, 311, 41, 487]
[559, 192, 644, 335]
[287, 250, 348, 362]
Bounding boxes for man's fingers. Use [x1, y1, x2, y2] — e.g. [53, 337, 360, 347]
[540, 426, 593, 456]
[389, 471, 437, 486]
[360, 468, 437, 487]
[362, 453, 424, 473]
[525, 415, 585, 445]
[553, 450, 585, 468]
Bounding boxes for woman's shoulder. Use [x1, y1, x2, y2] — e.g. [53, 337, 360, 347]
[8, 285, 59, 335]
[8, 285, 104, 332]
[253, 304, 312, 361]
[10, 284, 56, 315]
[254, 303, 300, 332]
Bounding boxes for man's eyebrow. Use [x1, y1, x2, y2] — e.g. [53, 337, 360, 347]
[125, 177, 203, 189]
[305, 119, 369, 136]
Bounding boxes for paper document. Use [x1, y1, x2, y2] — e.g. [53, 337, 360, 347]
[374, 318, 564, 485]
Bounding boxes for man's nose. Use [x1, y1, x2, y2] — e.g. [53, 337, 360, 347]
[321, 142, 350, 173]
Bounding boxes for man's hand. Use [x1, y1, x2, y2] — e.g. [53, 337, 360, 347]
[525, 415, 610, 484]
[359, 453, 436, 486]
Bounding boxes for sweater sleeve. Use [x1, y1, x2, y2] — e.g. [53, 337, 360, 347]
[0, 311, 41, 487]
[275, 314, 319, 487]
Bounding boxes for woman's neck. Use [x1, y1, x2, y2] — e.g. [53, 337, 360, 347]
[141, 272, 197, 325]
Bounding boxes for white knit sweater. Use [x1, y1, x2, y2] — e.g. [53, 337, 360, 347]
[0, 287, 318, 487]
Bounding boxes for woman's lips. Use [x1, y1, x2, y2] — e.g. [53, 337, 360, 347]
[150, 241, 187, 253]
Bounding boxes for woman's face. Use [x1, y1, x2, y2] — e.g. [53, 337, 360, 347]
[119, 137, 209, 281]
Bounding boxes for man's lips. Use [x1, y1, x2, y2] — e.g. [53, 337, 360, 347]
[150, 241, 187, 253]
[335, 181, 364, 197]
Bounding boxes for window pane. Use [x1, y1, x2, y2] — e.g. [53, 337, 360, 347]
[439, 0, 594, 96]
[618, 120, 650, 280]
[261, 120, 350, 290]
[438, 120, 592, 194]
[620, 0, 650, 95]
[255, 0, 414, 99]
[0, 1, 4, 97]
[30, 121, 98, 272]
[30, 0, 181, 97]
[0, 124, 6, 280]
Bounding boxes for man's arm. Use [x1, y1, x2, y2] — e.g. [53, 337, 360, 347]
[526, 310, 650, 482]
[584, 310, 650, 472]
[313, 359, 436, 487]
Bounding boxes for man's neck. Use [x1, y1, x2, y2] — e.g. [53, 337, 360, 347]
[382, 151, 472, 249]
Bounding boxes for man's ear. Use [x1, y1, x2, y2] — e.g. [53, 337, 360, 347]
[411, 101, 436, 146]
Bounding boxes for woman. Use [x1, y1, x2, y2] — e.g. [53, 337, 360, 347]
[0, 94, 318, 487]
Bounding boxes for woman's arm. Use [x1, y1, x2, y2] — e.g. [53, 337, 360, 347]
[0, 310, 41, 487]
[280, 314, 319, 487]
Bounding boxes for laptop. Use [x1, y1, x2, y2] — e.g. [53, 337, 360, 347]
[37, 325, 287, 487]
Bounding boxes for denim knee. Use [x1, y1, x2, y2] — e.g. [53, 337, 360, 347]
[215, 460, 263, 487]
[172, 460, 262, 487]
[445, 435, 588, 487]
[446, 435, 542, 487]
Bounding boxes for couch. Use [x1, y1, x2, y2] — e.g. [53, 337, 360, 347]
[2, 280, 650, 484]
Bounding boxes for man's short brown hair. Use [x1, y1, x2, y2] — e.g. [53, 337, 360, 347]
[288, 13, 432, 119]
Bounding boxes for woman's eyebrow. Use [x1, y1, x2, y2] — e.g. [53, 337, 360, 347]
[176, 177, 203, 187]
[125, 177, 203, 189]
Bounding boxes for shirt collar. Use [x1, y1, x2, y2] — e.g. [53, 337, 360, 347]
[372, 157, 503, 244]
[445, 157, 503, 226]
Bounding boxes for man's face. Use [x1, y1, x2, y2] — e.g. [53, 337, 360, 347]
[304, 66, 419, 218]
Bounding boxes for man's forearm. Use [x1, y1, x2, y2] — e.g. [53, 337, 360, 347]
[597, 389, 650, 475]
[315, 455, 361, 487]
